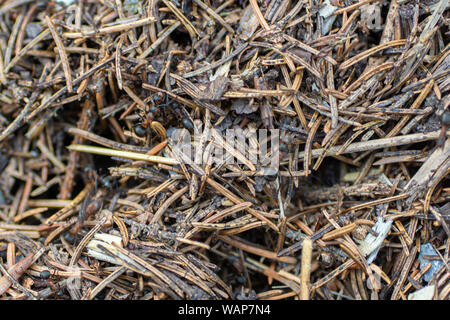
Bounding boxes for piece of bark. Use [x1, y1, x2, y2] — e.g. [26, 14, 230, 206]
[404, 138, 450, 207]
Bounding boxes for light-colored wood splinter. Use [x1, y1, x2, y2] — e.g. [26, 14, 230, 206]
[300, 237, 313, 300]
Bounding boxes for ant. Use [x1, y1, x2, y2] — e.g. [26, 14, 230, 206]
[438, 109, 449, 149]
[85, 167, 117, 190]
[134, 92, 194, 137]
[134, 92, 167, 137]
[170, 102, 194, 131]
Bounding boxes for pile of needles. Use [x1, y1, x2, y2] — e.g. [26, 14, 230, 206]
[0, 0, 448, 300]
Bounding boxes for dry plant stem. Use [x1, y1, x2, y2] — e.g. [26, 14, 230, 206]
[17, 172, 33, 216]
[386, 80, 435, 138]
[87, 266, 127, 300]
[339, 40, 407, 71]
[4, 11, 24, 68]
[304, 116, 322, 174]
[67, 144, 178, 165]
[182, 44, 248, 78]
[296, 130, 445, 160]
[161, 0, 199, 38]
[5, 28, 51, 72]
[249, 0, 270, 30]
[148, 140, 168, 155]
[322, 223, 357, 241]
[326, 61, 338, 128]
[45, 182, 94, 224]
[68, 217, 108, 299]
[123, 86, 147, 109]
[405, 138, 450, 203]
[218, 235, 297, 264]
[192, 0, 234, 34]
[333, 0, 383, 15]
[210, 128, 256, 171]
[63, 17, 156, 38]
[150, 186, 188, 223]
[300, 237, 313, 300]
[138, 22, 181, 59]
[15, 194, 43, 214]
[115, 35, 124, 90]
[206, 177, 279, 232]
[142, 83, 211, 111]
[391, 246, 418, 300]
[60, 100, 93, 199]
[46, 16, 73, 93]
[339, 193, 407, 215]
[36, 140, 65, 172]
[68, 128, 150, 153]
[313, 259, 355, 290]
